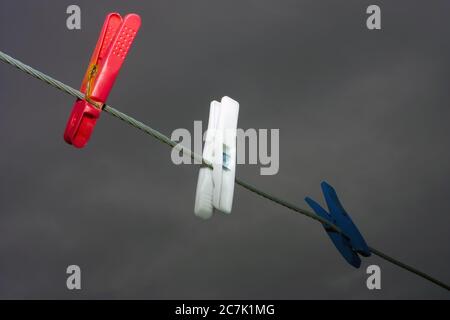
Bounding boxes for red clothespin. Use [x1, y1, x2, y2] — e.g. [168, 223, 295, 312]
[64, 13, 141, 148]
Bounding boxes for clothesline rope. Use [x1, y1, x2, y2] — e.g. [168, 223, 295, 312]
[0, 49, 448, 292]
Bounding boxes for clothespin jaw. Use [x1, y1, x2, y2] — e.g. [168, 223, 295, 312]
[63, 100, 101, 148]
[305, 181, 371, 268]
[64, 13, 141, 148]
[194, 96, 239, 219]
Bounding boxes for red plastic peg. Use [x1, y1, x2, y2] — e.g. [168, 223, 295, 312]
[64, 13, 141, 148]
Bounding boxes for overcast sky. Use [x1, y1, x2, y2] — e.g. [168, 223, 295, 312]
[0, 0, 449, 299]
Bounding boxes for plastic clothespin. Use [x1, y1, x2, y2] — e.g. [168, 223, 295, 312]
[194, 96, 240, 219]
[64, 13, 141, 148]
[305, 181, 371, 268]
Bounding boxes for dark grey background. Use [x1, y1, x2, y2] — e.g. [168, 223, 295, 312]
[0, 0, 449, 299]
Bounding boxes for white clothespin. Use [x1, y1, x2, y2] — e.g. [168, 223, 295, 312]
[194, 96, 239, 219]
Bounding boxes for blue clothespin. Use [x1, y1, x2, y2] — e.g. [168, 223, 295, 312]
[305, 181, 371, 268]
